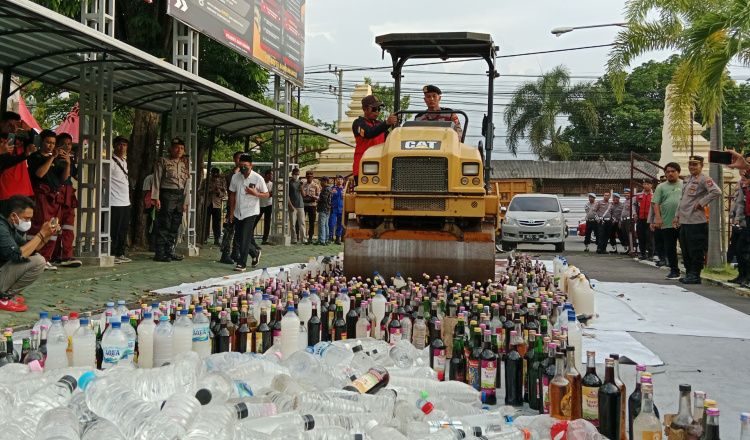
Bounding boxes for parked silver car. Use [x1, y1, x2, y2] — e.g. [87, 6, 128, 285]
[501, 194, 569, 252]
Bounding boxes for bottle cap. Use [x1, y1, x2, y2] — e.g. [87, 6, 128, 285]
[610, 353, 619, 360]
[679, 384, 691, 392]
[121, 315, 129, 322]
[235, 402, 249, 420]
[118, 300, 125, 305]
[707, 408, 719, 417]
[28, 360, 43, 372]
[636, 364, 646, 371]
[52, 315, 62, 321]
[78, 371, 97, 390]
[180, 309, 188, 315]
[69, 312, 79, 319]
[80, 318, 89, 325]
[195, 306, 203, 312]
[705, 399, 717, 407]
[112, 322, 121, 328]
[302, 414, 315, 430]
[59, 375, 78, 392]
[107, 302, 114, 307]
[352, 345, 362, 354]
[741, 413, 750, 422]
[40, 312, 48, 318]
[420, 402, 434, 414]
[195, 388, 213, 405]
[420, 391, 429, 399]
[159, 316, 168, 321]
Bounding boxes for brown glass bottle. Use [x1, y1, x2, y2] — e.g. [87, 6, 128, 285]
[582, 350, 602, 426]
[256, 307, 271, 353]
[550, 352, 571, 420]
[235, 309, 250, 353]
[343, 365, 390, 394]
[504, 330, 524, 406]
[610, 354, 627, 440]
[523, 329, 536, 403]
[599, 358, 622, 440]
[540, 342, 557, 414]
[565, 346, 582, 420]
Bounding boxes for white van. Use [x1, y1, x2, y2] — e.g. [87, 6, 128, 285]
[500, 194, 569, 252]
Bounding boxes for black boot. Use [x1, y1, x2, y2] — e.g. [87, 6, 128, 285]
[334, 236, 341, 245]
[168, 245, 184, 261]
[730, 264, 747, 284]
[219, 252, 235, 264]
[153, 245, 171, 262]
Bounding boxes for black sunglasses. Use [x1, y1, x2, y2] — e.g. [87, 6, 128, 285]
[370, 107, 381, 112]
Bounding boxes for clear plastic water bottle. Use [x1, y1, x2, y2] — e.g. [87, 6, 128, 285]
[71, 318, 96, 368]
[115, 299, 129, 318]
[309, 288, 321, 317]
[173, 309, 194, 355]
[137, 312, 155, 368]
[45, 315, 69, 370]
[313, 341, 353, 366]
[80, 418, 127, 440]
[0, 375, 77, 438]
[194, 370, 236, 404]
[153, 315, 174, 368]
[161, 391, 205, 434]
[191, 306, 211, 358]
[101, 322, 127, 369]
[260, 267, 271, 283]
[240, 413, 315, 434]
[32, 311, 52, 344]
[389, 376, 481, 403]
[181, 401, 250, 439]
[78, 372, 182, 440]
[35, 406, 80, 440]
[389, 339, 418, 368]
[119, 315, 136, 360]
[67, 390, 96, 423]
[64, 312, 80, 366]
[256, 387, 295, 412]
[284, 350, 343, 390]
[104, 301, 117, 322]
[393, 273, 406, 290]
[293, 391, 367, 414]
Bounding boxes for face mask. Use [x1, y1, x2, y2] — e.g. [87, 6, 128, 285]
[240, 167, 250, 175]
[292, 175, 299, 181]
[12, 213, 31, 233]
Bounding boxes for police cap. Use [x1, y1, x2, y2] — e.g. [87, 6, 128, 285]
[588, 193, 596, 198]
[423, 85, 441, 95]
[688, 155, 704, 164]
[624, 188, 631, 193]
[361, 95, 383, 108]
[171, 137, 186, 146]
[613, 193, 621, 198]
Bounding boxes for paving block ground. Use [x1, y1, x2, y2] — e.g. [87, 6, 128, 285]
[1, 241, 343, 329]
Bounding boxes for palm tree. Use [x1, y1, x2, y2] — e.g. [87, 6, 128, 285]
[606, 0, 746, 143]
[504, 65, 598, 160]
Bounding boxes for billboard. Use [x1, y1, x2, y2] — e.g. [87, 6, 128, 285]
[168, 0, 305, 86]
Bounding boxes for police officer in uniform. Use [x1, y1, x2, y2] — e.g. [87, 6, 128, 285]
[583, 193, 597, 252]
[728, 178, 746, 283]
[609, 193, 624, 253]
[151, 138, 191, 262]
[673, 155, 721, 284]
[414, 85, 463, 139]
[594, 192, 612, 254]
[619, 188, 635, 254]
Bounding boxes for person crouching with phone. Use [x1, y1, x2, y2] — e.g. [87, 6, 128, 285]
[0, 195, 60, 311]
[26, 129, 81, 270]
[227, 154, 269, 272]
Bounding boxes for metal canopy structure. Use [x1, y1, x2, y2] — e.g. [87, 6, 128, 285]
[0, 0, 350, 143]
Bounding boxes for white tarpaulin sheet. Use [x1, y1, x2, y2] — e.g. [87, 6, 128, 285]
[588, 281, 750, 339]
[581, 330, 663, 366]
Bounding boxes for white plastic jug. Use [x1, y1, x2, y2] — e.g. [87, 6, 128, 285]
[562, 265, 580, 295]
[574, 277, 595, 317]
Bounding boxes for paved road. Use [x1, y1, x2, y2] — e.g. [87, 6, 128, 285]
[500, 234, 750, 439]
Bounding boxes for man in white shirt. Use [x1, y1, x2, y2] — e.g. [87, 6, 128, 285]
[228, 155, 269, 271]
[253, 169, 273, 245]
[110, 136, 131, 263]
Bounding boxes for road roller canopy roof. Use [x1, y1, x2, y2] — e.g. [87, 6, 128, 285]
[374, 32, 498, 61]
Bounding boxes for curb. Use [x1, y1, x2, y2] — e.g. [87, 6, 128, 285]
[633, 256, 750, 297]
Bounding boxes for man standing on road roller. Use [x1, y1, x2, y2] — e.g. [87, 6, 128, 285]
[352, 95, 397, 187]
[151, 137, 190, 262]
[414, 85, 463, 139]
[673, 155, 721, 284]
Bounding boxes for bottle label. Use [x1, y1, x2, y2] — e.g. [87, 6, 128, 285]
[542, 377, 550, 414]
[432, 348, 446, 372]
[523, 359, 528, 394]
[390, 328, 402, 342]
[273, 330, 281, 346]
[347, 371, 382, 393]
[256, 333, 263, 352]
[380, 324, 386, 341]
[582, 386, 599, 426]
[480, 360, 497, 395]
[67, 336, 73, 356]
[642, 431, 662, 440]
[467, 359, 480, 390]
[103, 346, 123, 365]
[340, 332, 347, 340]
[246, 334, 253, 353]
[193, 326, 210, 342]
[127, 338, 136, 357]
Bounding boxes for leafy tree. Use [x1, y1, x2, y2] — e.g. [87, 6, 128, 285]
[606, 0, 748, 144]
[562, 56, 680, 161]
[364, 77, 411, 119]
[504, 65, 598, 160]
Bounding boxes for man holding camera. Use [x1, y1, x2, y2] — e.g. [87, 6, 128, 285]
[26, 129, 81, 270]
[0, 112, 36, 203]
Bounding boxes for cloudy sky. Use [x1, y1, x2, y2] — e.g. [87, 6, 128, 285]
[299, 0, 749, 160]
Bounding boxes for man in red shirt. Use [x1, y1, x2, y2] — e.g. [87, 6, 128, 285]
[351, 95, 397, 186]
[0, 112, 36, 204]
[635, 179, 654, 260]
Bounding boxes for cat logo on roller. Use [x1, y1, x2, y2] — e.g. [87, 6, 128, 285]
[401, 140, 441, 150]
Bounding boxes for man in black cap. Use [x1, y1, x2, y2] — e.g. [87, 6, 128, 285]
[151, 137, 191, 262]
[673, 155, 721, 284]
[414, 85, 463, 138]
[352, 95, 398, 186]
